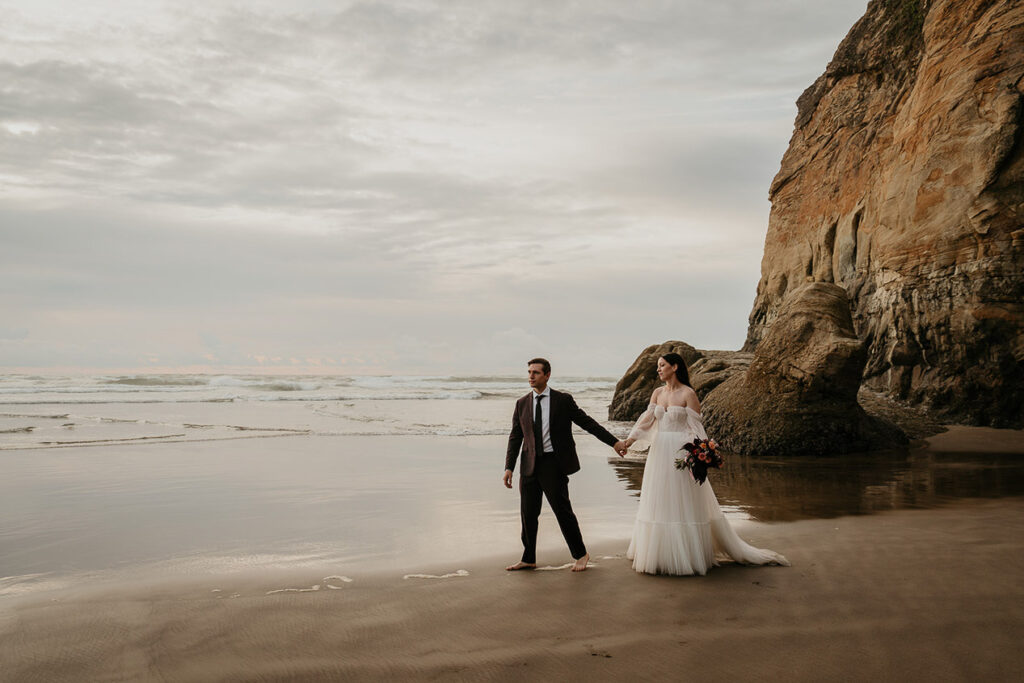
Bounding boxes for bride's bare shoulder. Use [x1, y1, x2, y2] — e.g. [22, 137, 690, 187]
[683, 385, 701, 410]
[650, 386, 664, 402]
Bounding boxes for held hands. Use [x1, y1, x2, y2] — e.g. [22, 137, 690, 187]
[613, 440, 629, 457]
[502, 469, 513, 488]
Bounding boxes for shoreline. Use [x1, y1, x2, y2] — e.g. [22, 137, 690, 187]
[2, 425, 1023, 680]
[2, 499, 1023, 681]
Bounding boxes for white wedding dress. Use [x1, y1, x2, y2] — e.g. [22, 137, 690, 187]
[626, 403, 789, 575]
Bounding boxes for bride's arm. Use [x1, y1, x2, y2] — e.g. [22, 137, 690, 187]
[683, 387, 710, 440]
[685, 385, 701, 414]
[624, 387, 661, 448]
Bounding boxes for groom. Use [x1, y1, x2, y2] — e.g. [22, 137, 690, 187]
[503, 358, 626, 572]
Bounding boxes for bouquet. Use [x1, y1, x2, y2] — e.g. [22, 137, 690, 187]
[674, 437, 723, 485]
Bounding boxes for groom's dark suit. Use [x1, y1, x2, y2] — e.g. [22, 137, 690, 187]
[506, 388, 619, 563]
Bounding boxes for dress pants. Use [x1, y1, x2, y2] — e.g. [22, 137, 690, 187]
[519, 451, 587, 563]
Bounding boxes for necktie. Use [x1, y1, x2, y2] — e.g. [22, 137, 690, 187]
[534, 394, 545, 455]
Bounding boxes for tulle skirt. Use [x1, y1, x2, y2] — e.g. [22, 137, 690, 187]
[627, 430, 789, 576]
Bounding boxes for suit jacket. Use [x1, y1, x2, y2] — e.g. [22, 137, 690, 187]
[505, 388, 619, 477]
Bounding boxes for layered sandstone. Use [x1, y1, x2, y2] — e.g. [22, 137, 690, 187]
[745, 0, 1024, 427]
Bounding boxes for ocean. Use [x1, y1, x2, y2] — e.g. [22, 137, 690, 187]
[0, 373, 619, 448]
[0, 373, 641, 598]
[2, 373, 1022, 600]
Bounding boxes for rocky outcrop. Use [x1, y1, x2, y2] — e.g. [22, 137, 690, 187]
[688, 351, 754, 398]
[745, 0, 1024, 427]
[609, 341, 702, 421]
[705, 283, 906, 457]
[608, 341, 751, 421]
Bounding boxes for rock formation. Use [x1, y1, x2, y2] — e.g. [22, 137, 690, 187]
[608, 341, 750, 421]
[703, 283, 906, 457]
[609, 341, 702, 422]
[745, 0, 1024, 427]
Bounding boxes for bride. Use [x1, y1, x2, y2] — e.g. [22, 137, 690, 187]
[622, 353, 789, 575]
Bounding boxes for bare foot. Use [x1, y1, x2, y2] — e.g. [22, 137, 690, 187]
[506, 561, 537, 571]
[571, 553, 590, 572]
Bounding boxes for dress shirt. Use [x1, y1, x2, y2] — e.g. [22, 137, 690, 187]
[533, 386, 553, 453]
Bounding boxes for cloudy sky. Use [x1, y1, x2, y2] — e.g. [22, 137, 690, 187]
[1, 0, 866, 376]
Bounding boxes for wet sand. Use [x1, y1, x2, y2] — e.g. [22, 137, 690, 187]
[2, 497, 1022, 682]
[922, 423, 1024, 453]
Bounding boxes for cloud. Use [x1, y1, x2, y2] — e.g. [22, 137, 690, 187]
[0, 0, 868, 373]
[0, 326, 29, 341]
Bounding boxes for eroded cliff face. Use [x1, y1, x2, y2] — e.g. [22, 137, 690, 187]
[745, 0, 1024, 427]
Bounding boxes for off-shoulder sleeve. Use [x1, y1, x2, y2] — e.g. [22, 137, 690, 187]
[628, 403, 658, 445]
[687, 409, 709, 441]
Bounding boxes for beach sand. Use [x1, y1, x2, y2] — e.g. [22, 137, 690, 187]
[2, 497, 1022, 682]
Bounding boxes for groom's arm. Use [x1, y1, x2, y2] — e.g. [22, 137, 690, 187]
[565, 394, 619, 448]
[505, 402, 524, 473]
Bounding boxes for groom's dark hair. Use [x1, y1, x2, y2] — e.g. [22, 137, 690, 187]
[528, 358, 551, 374]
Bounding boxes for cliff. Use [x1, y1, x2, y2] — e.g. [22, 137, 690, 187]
[745, 0, 1024, 427]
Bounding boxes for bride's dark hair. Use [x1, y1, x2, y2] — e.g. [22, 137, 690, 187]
[660, 353, 692, 387]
